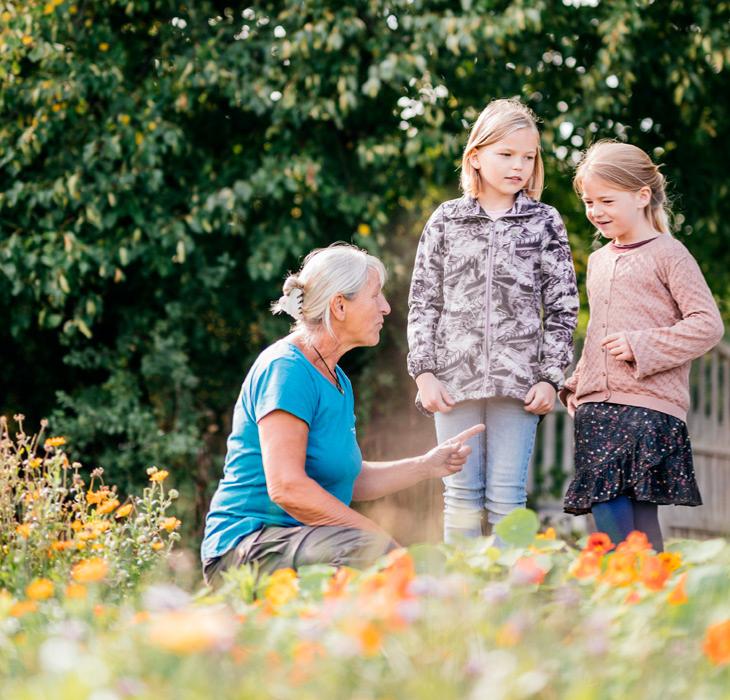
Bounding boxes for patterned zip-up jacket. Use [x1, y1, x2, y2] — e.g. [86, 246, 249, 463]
[407, 191, 579, 414]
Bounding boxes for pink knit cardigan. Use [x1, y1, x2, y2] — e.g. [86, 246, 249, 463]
[561, 234, 724, 421]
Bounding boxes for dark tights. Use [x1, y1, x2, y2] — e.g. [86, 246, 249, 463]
[591, 495, 664, 552]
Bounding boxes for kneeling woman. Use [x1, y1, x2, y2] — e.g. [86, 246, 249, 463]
[202, 244, 483, 585]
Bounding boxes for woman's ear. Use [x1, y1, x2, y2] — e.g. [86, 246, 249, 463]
[330, 294, 346, 322]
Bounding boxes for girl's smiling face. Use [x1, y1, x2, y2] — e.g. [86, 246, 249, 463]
[579, 174, 653, 242]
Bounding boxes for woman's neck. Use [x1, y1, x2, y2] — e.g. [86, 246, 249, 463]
[290, 331, 346, 369]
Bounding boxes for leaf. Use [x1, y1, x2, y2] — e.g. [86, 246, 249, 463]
[494, 508, 539, 548]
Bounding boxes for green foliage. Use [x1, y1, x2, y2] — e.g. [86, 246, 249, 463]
[0, 1, 728, 521]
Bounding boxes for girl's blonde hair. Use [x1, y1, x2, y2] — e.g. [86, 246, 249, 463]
[460, 98, 544, 200]
[573, 140, 671, 234]
[271, 243, 386, 336]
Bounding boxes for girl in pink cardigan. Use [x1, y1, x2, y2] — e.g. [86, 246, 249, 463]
[560, 141, 724, 551]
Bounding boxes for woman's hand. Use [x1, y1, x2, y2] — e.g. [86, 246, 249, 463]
[601, 332, 635, 361]
[524, 382, 557, 415]
[565, 391, 578, 417]
[419, 423, 485, 479]
[416, 372, 455, 414]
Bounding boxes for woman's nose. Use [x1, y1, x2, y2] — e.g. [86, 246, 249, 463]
[380, 296, 391, 315]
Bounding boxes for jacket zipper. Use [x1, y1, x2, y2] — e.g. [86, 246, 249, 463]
[483, 222, 497, 393]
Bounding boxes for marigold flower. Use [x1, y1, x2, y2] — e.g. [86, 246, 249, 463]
[160, 517, 181, 533]
[149, 469, 169, 483]
[44, 436, 66, 448]
[585, 532, 614, 554]
[86, 490, 104, 505]
[667, 573, 688, 606]
[26, 578, 54, 601]
[570, 550, 602, 579]
[21, 35, 33, 47]
[65, 583, 87, 600]
[10, 600, 38, 617]
[357, 223, 371, 237]
[263, 569, 299, 610]
[657, 551, 682, 573]
[115, 503, 134, 518]
[703, 619, 730, 666]
[639, 555, 671, 591]
[15, 523, 32, 539]
[601, 551, 637, 587]
[71, 557, 108, 583]
[97, 498, 120, 515]
[616, 530, 652, 554]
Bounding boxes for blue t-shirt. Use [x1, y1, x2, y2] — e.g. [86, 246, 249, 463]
[201, 340, 362, 561]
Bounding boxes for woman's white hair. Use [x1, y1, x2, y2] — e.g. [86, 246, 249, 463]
[272, 243, 386, 335]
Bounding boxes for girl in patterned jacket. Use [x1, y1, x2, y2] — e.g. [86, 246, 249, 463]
[407, 99, 579, 543]
[561, 141, 724, 551]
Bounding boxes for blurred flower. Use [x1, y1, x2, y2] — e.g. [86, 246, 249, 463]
[147, 607, 236, 654]
[115, 503, 133, 518]
[99, 42, 109, 52]
[536, 527, 556, 540]
[160, 517, 181, 533]
[616, 530, 652, 554]
[149, 469, 169, 483]
[142, 584, 191, 612]
[585, 532, 614, 554]
[638, 555, 671, 591]
[10, 600, 38, 617]
[667, 573, 688, 606]
[657, 551, 682, 573]
[570, 550, 602, 580]
[703, 619, 730, 666]
[495, 622, 521, 647]
[15, 523, 32, 539]
[44, 436, 66, 448]
[601, 551, 636, 587]
[26, 578, 54, 601]
[39, 637, 80, 673]
[71, 557, 108, 583]
[324, 567, 356, 600]
[97, 498, 120, 515]
[151, 541, 164, 551]
[510, 557, 547, 586]
[65, 583, 88, 600]
[357, 223, 371, 236]
[264, 569, 299, 609]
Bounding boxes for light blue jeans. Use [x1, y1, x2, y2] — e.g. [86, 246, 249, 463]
[434, 397, 539, 543]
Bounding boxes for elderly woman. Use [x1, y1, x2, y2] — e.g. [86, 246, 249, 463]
[201, 244, 483, 584]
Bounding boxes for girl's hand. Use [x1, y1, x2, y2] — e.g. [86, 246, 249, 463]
[416, 373, 456, 414]
[564, 391, 578, 417]
[420, 423, 485, 478]
[601, 332, 635, 361]
[524, 382, 557, 415]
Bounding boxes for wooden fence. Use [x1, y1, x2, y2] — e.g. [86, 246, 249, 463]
[531, 341, 730, 538]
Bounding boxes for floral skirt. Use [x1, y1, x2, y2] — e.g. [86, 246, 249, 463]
[564, 402, 702, 515]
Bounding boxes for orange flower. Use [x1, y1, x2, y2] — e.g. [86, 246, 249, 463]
[44, 436, 66, 448]
[639, 555, 671, 591]
[151, 541, 164, 551]
[616, 530, 652, 554]
[65, 583, 87, 600]
[511, 557, 547, 585]
[536, 526, 557, 540]
[26, 578, 54, 601]
[149, 469, 169, 483]
[96, 498, 120, 515]
[570, 550, 602, 579]
[115, 503, 133, 518]
[15, 523, 32, 539]
[667, 573, 688, 605]
[264, 568, 299, 609]
[624, 590, 642, 605]
[601, 551, 637, 587]
[585, 532, 614, 554]
[147, 608, 236, 654]
[10, 600, 38, 617]
[657, 551, 682, 573]
[160, 517, 181, 533]
[86, 490, 104, 505]
[71, 557, 108, 583]
[703, 619, 730, 666]
[495, 622, 521, 647]
[354, 621, 382, 656]
[51, 540, 74, 552]
[325, 567, 356, 600]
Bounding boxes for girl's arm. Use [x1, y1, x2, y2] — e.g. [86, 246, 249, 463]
[537, 210, 580, 388]
[352, 424, 485, 501]
[259, 410, 387, 535]
[624, 252, 724, 378]
[407, 207, 446, 380]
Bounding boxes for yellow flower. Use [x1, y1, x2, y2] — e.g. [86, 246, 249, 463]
[148, 608, 236, 654]
[135, 131, 144, 146]
[357, 223, 371, 237]
[21, 35, 33, 47]
[657, 551, 682, 573]
[15, 524, 32, 539]
[160, 517, 181, 533]
[71, 557, 108, 583]
[1, 12, 12, 23]
[536, 527, 557, 540]
[149, 469, 169, 483]
[51, 540, 74, 552]
[26, 578, 54, 601]
[115, 503, 133, 518]
[99, 42, 109, 52]
[44, 436, 66, 448]
[28, 457, 42, 469]
[118, 113, 131, 125]
[65, 583, 87, 600]
[43, 3, 54, 14]
[151, 541, 164, 551]
[264, 569, 298, 609]
[147, 121, 157, 131]
[96, 498, 120, 515]
[291, 207, 302, 219]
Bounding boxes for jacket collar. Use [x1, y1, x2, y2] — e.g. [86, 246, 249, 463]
[451, 190, 540, 219]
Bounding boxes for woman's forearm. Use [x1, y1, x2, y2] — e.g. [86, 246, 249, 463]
[352, 457, 426, 502]
[273, 474, 386, 533]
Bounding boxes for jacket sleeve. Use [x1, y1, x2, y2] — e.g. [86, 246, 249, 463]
[407, 206, 446, 379]
[538, 208, 580, 388]
[625, 250, 724, 379]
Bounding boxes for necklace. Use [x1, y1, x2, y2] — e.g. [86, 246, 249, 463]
[312, 346, 344, 394]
